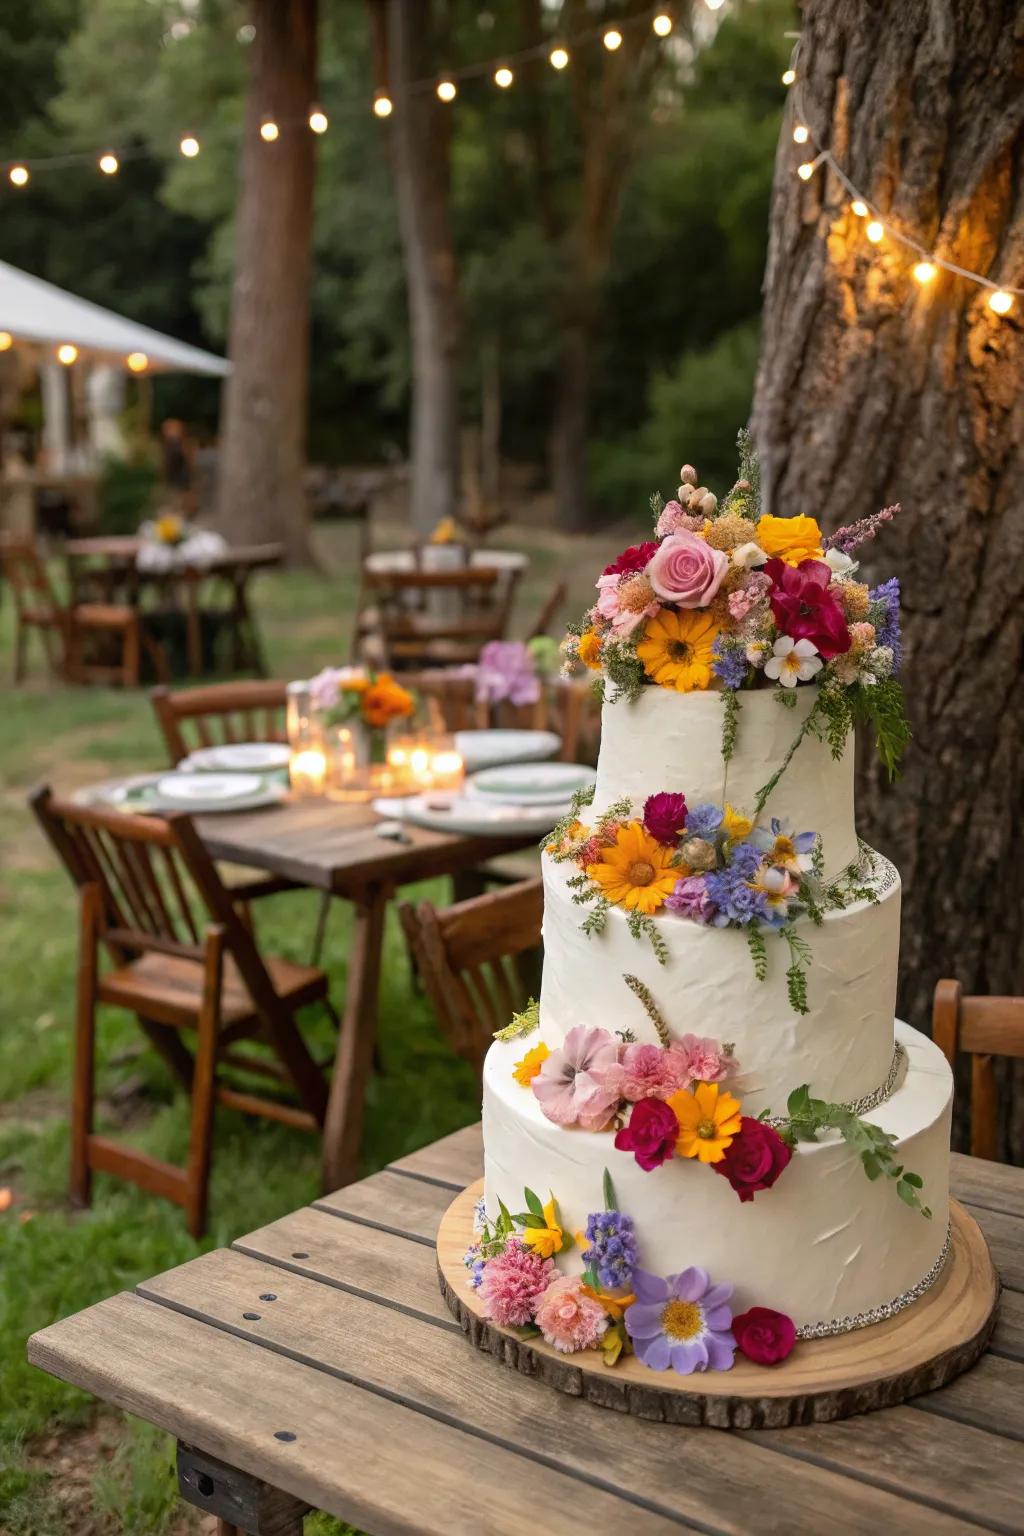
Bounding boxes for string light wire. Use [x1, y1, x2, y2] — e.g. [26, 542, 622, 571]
[785, 35, 1021, 305]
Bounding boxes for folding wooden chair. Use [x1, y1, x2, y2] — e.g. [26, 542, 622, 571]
[31, 786, 338, 1236]
[356, 565, 511, 670]
[398, 879, 543, 1077]
[933, 979, 1024, 1161]
[151, 680, 289, 765]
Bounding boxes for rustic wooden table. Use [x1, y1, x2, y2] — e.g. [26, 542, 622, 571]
[193, 800, 536, 1192]
[27, 1126, 1024, 1536]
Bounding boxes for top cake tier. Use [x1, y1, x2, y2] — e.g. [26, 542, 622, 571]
[591, 684, 858, 880]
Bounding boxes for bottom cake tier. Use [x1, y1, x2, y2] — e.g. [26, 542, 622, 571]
[482, 1020, 952, 1335]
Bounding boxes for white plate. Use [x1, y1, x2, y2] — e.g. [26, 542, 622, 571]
[372, 792, 573, 838]
[454, 729, 561, 774]
[184, 742, 291, 772]
[467, 762, 595, 805]
[156, 772, 263, 804]
[77, 773, 287, 816]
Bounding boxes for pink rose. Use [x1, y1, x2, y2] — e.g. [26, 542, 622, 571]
[647, 532, 729, 609]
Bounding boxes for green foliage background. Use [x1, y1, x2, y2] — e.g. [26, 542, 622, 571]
[1, 0, 792, 514]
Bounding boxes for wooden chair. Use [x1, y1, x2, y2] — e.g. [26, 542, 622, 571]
[398, 879, 543, 1077]
[403, 668, 593, 764]
[356, 566, 513, 670]
[31, 786, 339, 1237]
[151, 680, 289, 765]
[933, 979, 1024, 1161]
[528, 578, 568, 639]
[1, 536, 165, 686]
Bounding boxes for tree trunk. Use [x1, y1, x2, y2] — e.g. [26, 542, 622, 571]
[753, 0, 1024, 1156]
[217, 0, 317, 564]
[386, 0, 461, 540]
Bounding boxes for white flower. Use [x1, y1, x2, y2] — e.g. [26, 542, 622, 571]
[764, 636, 823, 688]
[824, 548, 857, 577]
[732, 541, 768, 570]
[744, 639, 769, 668]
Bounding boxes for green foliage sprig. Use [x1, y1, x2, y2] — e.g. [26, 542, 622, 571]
[581, 896, 611, 938]
[746, 926, 768, 981]
[626, 910, 670, 965]
[602, 640, 647, 703]
[780, 1086, 932, 1218]
[623, 973, 671, 1046]
[510, 1187, 574, 1251]
[721, 688, 741, 764]
[779, 923, 811, 1014]
[493, 998, 540, 1042]
[754, 698, 822, 814]
[542, 782, 596, 850]
[721, 427, 763, 519]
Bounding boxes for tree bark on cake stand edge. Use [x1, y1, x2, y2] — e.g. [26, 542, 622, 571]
[437, 1181, 999, 1429]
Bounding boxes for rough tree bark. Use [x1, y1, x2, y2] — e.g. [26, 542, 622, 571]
[384, 0, 461, 540]
[752, 0, 1024, 1155]
[217, 0, 317, 564]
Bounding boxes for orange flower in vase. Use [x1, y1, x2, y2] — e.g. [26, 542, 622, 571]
[361, 674, 415, 729]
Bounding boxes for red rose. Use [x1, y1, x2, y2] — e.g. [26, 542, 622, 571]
[765, 557, 851, 658]
[614, 1097, 679, 1171]
[732, 1306, 796, 1365]
[603, 540, 659, 578]
[713, 1117, 792, 1201]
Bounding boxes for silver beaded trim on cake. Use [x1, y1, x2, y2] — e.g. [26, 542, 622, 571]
[795, 1224, 952, 1339]
[764, 1041, 906, 1128]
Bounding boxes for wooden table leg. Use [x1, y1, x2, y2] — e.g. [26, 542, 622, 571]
[177, 1441, 307, 1533]
[184, 575, 202, 676]
[320, 884, 390, 1193]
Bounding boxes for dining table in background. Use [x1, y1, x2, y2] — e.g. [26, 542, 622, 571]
[65, 536, 283, 677]
[26, 1126, 1024, 1536]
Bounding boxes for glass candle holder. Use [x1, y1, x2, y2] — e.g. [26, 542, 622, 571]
[429, 743, 465, 792]
[286, 680, 315, 747]
[289, 743, 327, 797]
[326, 723, 367, 799]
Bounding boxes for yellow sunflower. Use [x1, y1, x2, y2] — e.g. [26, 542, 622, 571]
[755, 513, 823, 565]
[636, 610, 720, 692]
[586, 820, 679, 915]
[668, 1082, 743, 1164]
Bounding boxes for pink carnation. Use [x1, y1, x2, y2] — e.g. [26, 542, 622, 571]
[667, 1034, 736, 1087]
[477, 1240, 554, 1327]
[534, 1275, 609, 1353]
[656, 500, 704, 537]
[594, 1042, 688, 1103]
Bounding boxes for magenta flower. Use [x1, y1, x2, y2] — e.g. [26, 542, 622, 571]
[477, 1240, 554, 1326]
[532, 1025, 620, 1130]
[613, 1097, 680, 1171]
[603, 540, 659, 577]
[534, 1275, 609, 1353]
[474, 640, 541, 706]
[765, 557, 851, 658]
[667, 1034, 735, 1087]
[594, 1042, 688, 1103]
[643, 791, 688, 846]
[664, 875, 714, 923]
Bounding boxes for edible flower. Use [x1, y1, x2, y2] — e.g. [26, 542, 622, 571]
[534, 1275, 609, 1353]
[668, 1082, 743, 1164]
[519, 1196, 566, 1260]
[587, 821, 679, 915]
[636, 609, 720, 692]
[512, 1042, 550, 1087]
[763, 635, 823, 687]
[731, 1306, 796, 1364]
[624, 1267, 736, 1374]
[755, 513, 823, 565]
[765, 557, 851, 658]
[531, 1025, 620, 1130]
[476, 1240, 554, 1326]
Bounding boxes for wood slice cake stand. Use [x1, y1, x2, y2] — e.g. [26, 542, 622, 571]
[437, 1178, 999, 1429]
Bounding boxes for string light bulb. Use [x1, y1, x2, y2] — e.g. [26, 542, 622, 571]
[793, 124, 809, 145]
[260, 118, 279, 141]
[179, 135, 200, 157]
[436, 80, 457, 102]
[988, 289, 1013, 315]
[865, 220, 884, 244]
[372, 93, 393, 118]
[98, 152, 119, 175]
[494, 65, 513, 88]
[57, 344, 78, 365]
[549, 46, 569, 69]
[603, 28, 623, 50]
[0, 332, 12, 350]
[126, 351, 149, 372]
[308, 107, 329, 133]
[9, 165, 29, 187]
[705, 0, 725, 8]
[653, 13, 673, 34]
[850, 199, 869, 218]
[797, 161, 815, 181]
[781, 68, 796, 86]
[912, 261, 937, 285]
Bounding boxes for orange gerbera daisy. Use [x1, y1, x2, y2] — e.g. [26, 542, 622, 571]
[636, 610, 719, 692]
[667, 1082, 743, 1164]
[586, 820, 679, 915]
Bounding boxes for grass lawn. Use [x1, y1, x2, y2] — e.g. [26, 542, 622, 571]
[0, 523, 596, 1535]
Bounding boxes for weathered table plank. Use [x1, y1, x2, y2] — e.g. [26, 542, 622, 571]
[951, 1152, 1024, 1219]
[28, 1293, 683, 1536]
[136, 1247, 990, 1536]
[314, 1167, 455, 1242]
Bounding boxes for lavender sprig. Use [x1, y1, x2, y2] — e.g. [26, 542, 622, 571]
[823, 504, 899, 554]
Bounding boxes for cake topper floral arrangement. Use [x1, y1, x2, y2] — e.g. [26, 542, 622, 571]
[563, 430, 909, 778]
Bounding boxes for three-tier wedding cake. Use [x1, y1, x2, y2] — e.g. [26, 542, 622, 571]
[464, 441, 953, 1378]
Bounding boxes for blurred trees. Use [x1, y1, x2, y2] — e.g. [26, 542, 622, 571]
[2, 0, 792, 527]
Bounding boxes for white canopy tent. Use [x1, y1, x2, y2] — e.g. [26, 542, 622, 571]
[0, 259, 229, 376]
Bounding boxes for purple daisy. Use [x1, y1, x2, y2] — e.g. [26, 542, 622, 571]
[624, 1267, 736, 1375]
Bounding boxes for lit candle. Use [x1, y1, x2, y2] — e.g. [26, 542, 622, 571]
[290, 747, 326, 796]
[430, 748, 465, 792]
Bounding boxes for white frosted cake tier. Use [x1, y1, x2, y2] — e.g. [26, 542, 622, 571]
[591, 685, 858, 879]
[482, 1021, 952, 1333]
[540, 849, 901, 1116]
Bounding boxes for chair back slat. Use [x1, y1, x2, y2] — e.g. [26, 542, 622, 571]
[150, 681, 288, 765]
[932, 978, 1024, 1163]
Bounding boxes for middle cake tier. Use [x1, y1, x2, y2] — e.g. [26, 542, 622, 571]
[540, 848, 901, 1117]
